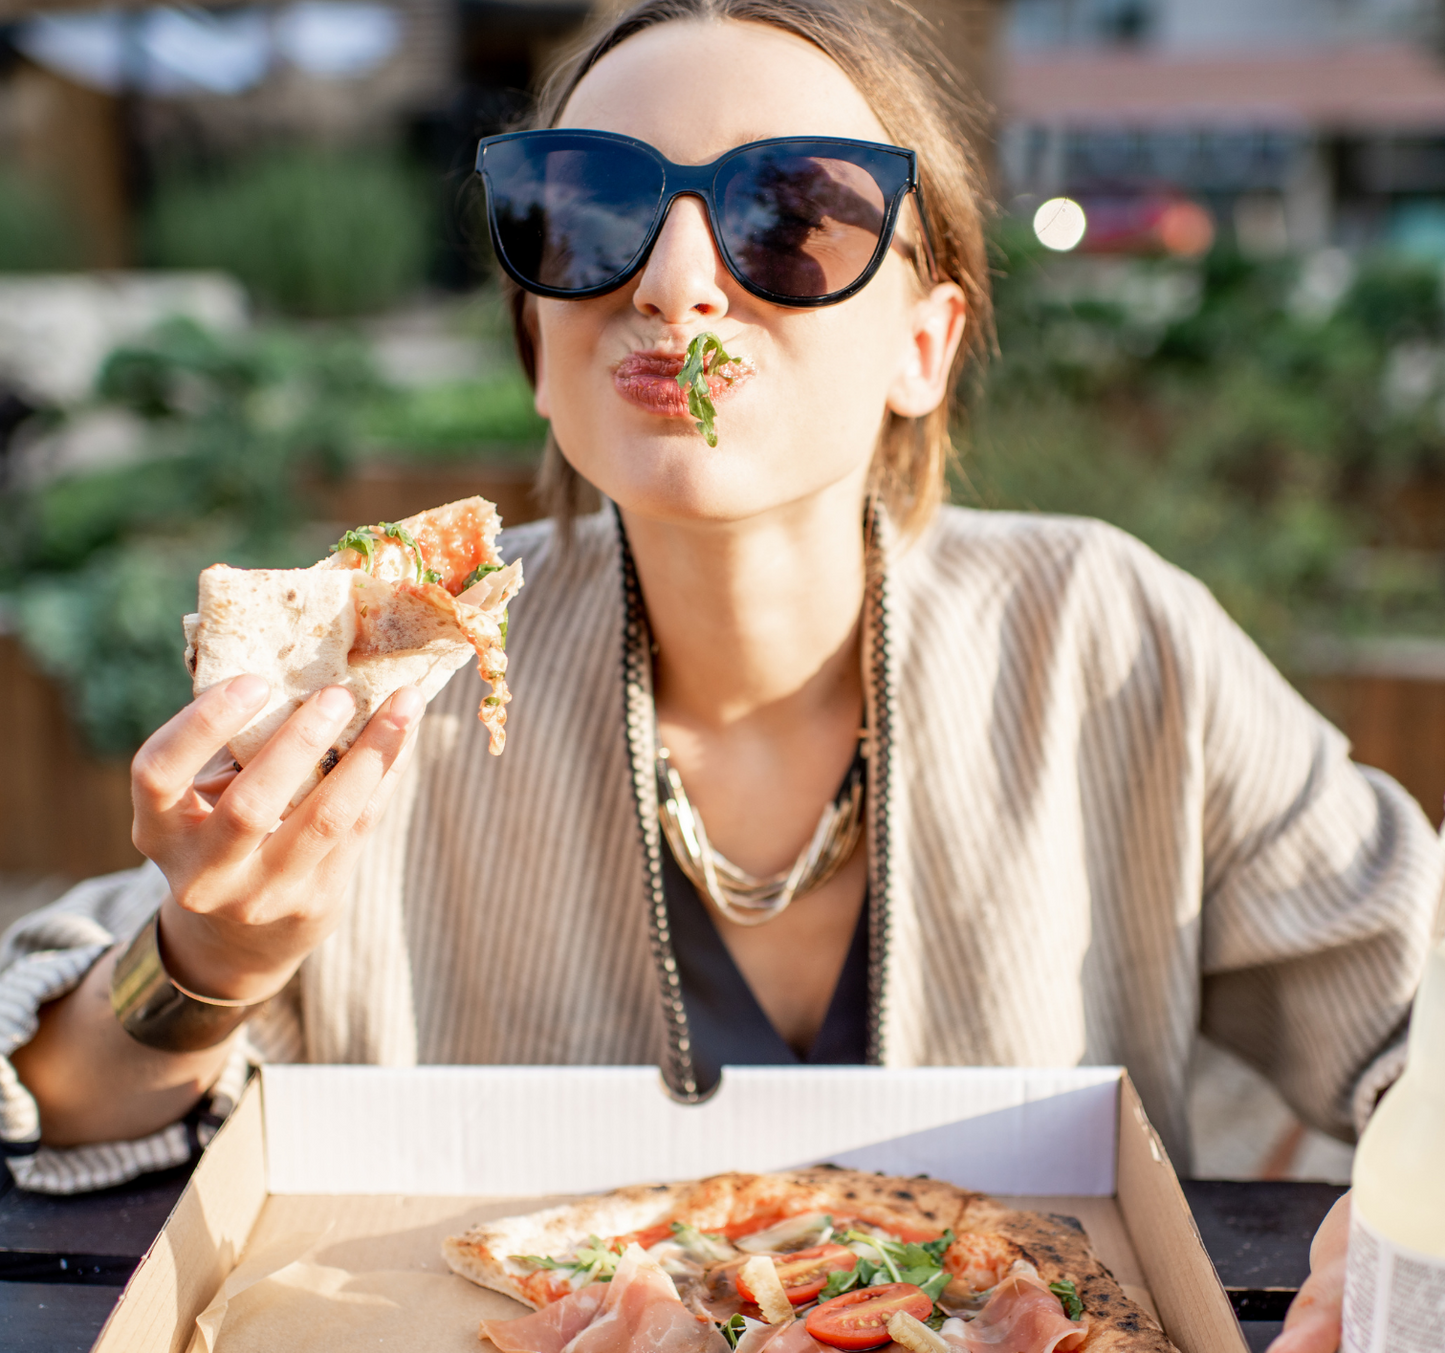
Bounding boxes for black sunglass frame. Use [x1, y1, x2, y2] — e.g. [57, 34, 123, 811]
[473, 129, 936, 308]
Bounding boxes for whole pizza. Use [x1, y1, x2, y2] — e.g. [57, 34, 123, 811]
[444, 1167, 1178, 1353]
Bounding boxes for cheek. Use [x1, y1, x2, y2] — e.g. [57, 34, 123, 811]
[786, 289, 910, 431]
[533, 305, 608, 437]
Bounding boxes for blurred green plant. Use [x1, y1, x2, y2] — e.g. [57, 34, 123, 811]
[960, 230, 1445, 659]
[145, 149, 430, 317]
[2, 318, 381, 755]
[361, 374, 546, 458]
[0, 165, 81, 271]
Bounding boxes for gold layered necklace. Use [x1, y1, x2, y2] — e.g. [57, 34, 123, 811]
[655, 736, 867, 927]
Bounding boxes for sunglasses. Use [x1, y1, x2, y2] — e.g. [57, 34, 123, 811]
[473, 129, 935, 308]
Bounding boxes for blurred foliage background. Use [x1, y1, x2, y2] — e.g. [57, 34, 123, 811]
[0, 167, 83, 272]
[961, 232, 1445, 665]
[144, 149, 433, 317]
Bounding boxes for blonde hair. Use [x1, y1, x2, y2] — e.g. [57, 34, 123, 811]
[507, 0, 993, 536]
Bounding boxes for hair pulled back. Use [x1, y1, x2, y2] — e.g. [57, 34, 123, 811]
[509, 0, 993, 537]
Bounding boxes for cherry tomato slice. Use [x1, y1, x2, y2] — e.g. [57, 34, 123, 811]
[735, 1244, 858, 1306]
[805, 1283, 933, 1350]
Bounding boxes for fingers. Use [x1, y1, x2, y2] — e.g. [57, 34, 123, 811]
[1267, 1258, 1346, 1352]
[302, 721, 423, 898]
[263, 686, 424, 874]
[201, 685, 358, 858]
[133, 676, 270, 825]
[1267, 1197, 1349, 1353]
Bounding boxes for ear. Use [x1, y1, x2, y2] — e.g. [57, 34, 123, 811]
[886, 282, 967, 418]
[525, 296, 550, 419]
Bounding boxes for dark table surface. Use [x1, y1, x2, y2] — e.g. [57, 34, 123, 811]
[0, 1161, 1345, 1352]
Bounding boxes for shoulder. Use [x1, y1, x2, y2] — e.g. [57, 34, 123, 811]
[497, 511, 620, 619]
[498, 510, 616, 576]
[898, 505, 1213, 625]
[889, 506, 1235, 712]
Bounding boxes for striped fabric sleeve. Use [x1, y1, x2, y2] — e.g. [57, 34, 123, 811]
[0, 864, 297, 1194]
[1181, 556, 1445, 1141]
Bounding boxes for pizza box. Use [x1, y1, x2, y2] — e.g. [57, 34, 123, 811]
[88, 1065, 1249, 1353]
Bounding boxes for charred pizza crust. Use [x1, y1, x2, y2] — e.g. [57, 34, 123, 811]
[444, 1167, 1177, 1351]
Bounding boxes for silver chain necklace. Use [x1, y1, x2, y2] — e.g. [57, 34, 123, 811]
[654, 737, 867, 927]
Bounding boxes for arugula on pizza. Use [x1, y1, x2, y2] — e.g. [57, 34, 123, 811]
[183, 495, 522, 810]
[444, 1168, 1178, 1353]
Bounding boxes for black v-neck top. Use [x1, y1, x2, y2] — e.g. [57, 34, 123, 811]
[661, 841, 870, 1095]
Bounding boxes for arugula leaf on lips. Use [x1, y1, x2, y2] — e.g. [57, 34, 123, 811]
[676, 332, 738, 448]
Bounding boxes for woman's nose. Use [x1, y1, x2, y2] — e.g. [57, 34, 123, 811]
[631, 194, 731, 324]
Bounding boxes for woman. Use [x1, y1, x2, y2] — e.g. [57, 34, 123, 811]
[1, 3, 1437, 1349]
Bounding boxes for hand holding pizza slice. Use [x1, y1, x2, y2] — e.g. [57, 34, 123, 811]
[184, 496, 522, 813]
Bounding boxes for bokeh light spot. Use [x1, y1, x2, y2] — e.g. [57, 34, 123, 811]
[1033, 198, 1087, 252]
[1158, 201, 1215, 257]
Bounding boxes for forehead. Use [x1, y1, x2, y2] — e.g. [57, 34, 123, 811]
[559, 18, 891, 164]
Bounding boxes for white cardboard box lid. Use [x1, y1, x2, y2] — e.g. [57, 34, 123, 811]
[261, 1065, 1121, 1198]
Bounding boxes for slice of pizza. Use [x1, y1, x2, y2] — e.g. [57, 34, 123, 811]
[443, 1168, 1179, 1353]
[183, 495, 523, 811]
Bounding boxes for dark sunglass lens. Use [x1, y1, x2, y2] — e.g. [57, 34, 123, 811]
[484, 137, 662, 292]
[717, 147, 892, 299]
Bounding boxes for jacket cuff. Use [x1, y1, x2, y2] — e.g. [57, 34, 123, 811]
[0, 937, 257, 1195]
[1351, 1035, 1409, 1136]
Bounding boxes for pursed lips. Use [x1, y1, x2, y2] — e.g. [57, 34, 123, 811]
[612, 350, 752, 417]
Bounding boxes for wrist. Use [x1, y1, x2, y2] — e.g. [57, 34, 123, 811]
[157, 897, 299, 1005]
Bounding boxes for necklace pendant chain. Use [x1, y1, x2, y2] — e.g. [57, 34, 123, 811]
[655, 742, 866, 927]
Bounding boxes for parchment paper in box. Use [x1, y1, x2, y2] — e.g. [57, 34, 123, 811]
[92, 1065, 1247, 1353]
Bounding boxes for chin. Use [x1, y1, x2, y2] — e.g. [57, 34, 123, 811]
[575, 446, 783, 526]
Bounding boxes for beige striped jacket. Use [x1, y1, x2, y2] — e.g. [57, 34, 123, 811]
[3, 506, 1442, 1193]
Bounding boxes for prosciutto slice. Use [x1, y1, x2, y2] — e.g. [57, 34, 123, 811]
[939, 1272, 1087, 1352]
[482, 1284, 609, 1353]
[735, 1319, 830, 1353]
[482, 1246, 728, 1353]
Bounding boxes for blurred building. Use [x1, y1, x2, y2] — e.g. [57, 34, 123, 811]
[0, 0, 594, 271]
[1000, 0, 1445, 254]
[0, 0, 1005, 275]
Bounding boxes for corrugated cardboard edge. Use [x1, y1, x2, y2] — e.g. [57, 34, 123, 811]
[1116, 1074, 1248, 1353]
[91, 1075, 268, 1353]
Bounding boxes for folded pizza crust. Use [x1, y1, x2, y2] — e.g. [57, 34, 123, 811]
[184, 496, 522, 813]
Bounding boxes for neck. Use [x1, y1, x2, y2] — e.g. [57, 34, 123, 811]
[622, 475, 869, 738]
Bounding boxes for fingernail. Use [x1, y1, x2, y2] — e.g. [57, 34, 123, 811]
[317, 686, 355, 719]
[391, 686, 424, 727]
[228, 674, 269, 708]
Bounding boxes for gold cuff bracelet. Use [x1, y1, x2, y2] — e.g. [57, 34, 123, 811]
[110, 913, 266, 1053]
